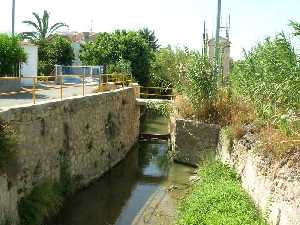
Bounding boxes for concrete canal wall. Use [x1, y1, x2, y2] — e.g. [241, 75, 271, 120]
[170, 118, 220, 166]
[170, 118, 300, 225]
[0, 87, 140, 223]
[217, 129, 300, 225]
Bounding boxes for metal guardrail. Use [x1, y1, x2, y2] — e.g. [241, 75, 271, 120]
[0, 73, 133, 105]
[140, 86, 174, 100]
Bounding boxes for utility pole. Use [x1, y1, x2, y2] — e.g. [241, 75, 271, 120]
[214, 0, 222, 76]
[12, 0, 15, 35]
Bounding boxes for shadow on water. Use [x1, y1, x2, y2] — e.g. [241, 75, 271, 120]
[53, 140, 173, 225]
[52, 116, 196, 225]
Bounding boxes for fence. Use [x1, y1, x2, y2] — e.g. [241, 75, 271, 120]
[140, 86, 174, 100]
[0, 73, 133, 107]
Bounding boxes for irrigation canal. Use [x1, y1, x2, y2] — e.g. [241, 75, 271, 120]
[51, 116, 195, 225]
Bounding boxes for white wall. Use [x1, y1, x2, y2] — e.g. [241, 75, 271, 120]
[20, 44, 38, 86]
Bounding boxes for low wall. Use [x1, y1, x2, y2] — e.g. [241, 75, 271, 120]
[170, 118, 220, 166]
[0, 87, 140, 223]
[0, 79, 21, 93]
[170, 117, 300, 225]
[218, 129, 300, 225]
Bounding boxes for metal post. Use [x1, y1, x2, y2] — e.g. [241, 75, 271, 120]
[122, 74, 125, 88]
[83, 67, 85, 96]
[98, 74, 101, 91]
[32, 77, 36, 104]
[214, 0, 222, 77]
[12, 0, 15, 35]
[60, 66, 63, 100]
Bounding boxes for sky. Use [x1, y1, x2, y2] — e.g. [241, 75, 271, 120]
[1, 0, 300, 59]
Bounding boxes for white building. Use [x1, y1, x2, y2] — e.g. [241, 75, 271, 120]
[20, 42, 38, 86]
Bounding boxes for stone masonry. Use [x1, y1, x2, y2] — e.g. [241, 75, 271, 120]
[0, 87, 140, 224]
[170, 118, 220, 166]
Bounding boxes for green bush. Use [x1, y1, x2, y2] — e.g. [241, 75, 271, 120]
[181, 53, 217, 109]
[0, 120, 16, 172]
[0, 34, 27, 76]
[80, 30, 153, 85]
[230, 33, 300, 116]
[18, 182, 63, 225]
[150, 47, 190, 88]
[177, 162, 268, 225]
[38, 35, 74, 75]
[106, 58, 132, 75]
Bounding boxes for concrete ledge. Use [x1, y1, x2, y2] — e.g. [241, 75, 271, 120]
[0, 79, 21, 93]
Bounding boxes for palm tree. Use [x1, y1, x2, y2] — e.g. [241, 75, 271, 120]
[22, 10, 68, 41]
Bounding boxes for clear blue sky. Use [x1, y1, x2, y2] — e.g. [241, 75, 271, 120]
[1, 0, 299, 59]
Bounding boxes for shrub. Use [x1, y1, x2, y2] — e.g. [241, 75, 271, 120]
[106, 58, 132, 75]
[80, 30, 153, 85]
[0, 34, 27, 76]
[38, 35, 74, 75]
[0, 120, 16, 173]
[18, 182, 63, 225]
[150, 47, 190, 88]
[230, 33, 300, 117]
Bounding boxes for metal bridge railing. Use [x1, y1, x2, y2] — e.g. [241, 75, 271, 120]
[139, 86, 174, 100]
[0, 73, 133, 106]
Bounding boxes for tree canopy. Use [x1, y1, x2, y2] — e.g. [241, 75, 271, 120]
[80, 30, 154, 85]
[38, 35, 74, 75]
[0, 34, 27, 76]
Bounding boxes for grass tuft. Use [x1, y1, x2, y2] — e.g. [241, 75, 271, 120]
[177, 162, 268, 225]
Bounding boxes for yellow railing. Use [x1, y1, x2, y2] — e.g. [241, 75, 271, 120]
[139, 86, 174, 100]
[0, 73, 133, 105]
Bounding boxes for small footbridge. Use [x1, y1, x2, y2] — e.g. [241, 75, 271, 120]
[136, 86, 174, 106]
[136, 86, 174, 141]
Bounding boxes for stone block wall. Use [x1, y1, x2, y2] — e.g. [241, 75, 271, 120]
[170, 118, 220, 166]
[0, 87, 140, 223]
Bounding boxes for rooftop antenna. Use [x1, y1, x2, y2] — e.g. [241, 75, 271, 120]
[202, 21, 208, 56]
[214, 0, 222, 76]
[226, 14, 231, 40]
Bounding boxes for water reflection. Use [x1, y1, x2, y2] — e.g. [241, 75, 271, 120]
[53, 141, 172, 225]
[53, 116, 195, 225]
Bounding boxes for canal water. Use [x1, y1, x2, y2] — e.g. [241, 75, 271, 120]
[52, 116, 195, 225]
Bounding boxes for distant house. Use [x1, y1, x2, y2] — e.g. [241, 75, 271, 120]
[208, 37, 231, 79]
[71, 42, 82, 66]
[58, 31, 97, 66]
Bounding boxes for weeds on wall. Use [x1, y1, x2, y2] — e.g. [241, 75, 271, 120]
[18, 145, 73, 225]
[145, 101, 171, 118]
[0, 120, 16, 173]
[18, 182, 63, 225]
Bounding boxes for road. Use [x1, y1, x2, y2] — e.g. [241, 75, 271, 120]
[0, 84, 98, 110]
